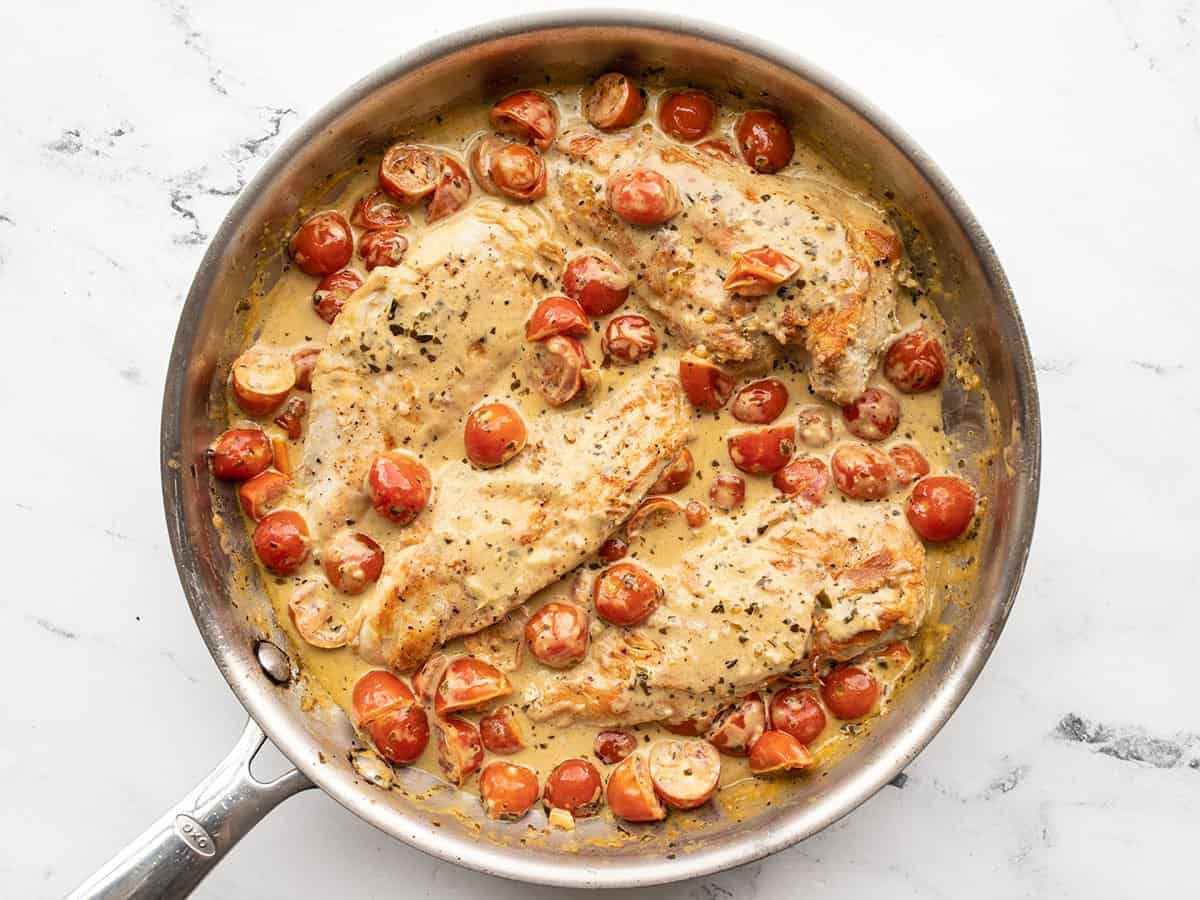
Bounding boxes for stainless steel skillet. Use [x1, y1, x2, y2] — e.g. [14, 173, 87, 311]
[70, 11, 1040, 897]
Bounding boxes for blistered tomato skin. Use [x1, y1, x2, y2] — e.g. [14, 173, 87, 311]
[530, 335, 590, 406]
[426, 156, 472, 223]
[367, 452, 431, 525]
[749, 730, 813, 774]
[352, 673, 429, 765]
[706, 694, 767, 756]
[313, 269, 363, 324]
[490, 91, 558, 151]
[603, 314, 658, 364]
[821, 666, 879, 720]
[481, 762, 539, 820]
[727, 425, 796, 475]
[479, 706, 527, 754]
[606, 168, 681, 226]
[211, 429, 272, 481]
[358, 227, 409, 271]
[434, 657, 513, 716]
[885, 329, 947, 393]
[526, 295, 590, 341]
[525, 602, 590, 669]
[594, 729, 637, 765]
[831, 444, 894, 500]
[735, 110, 794, 174]
[351, 189, 410, 230]
[889, 444, 931, 485]
[649, 448, 694, 495]
[769, 688, 827, 745]
[562, 254, 630, 316]
[323, 530, 384, 594]
[288, 211, 353, 276]
[772, 457, 830, 504]
[709, 472, 746, 511]
[606, 752, 667, 823]
[473, 139, 548, 201]
[594, 562, 661, 626]
[464, 403, 527, 468]
[253, 510, 310, 575]
[658, 90, 716, 141]
[731, 379, 789, 425]
[679, 353, 735, 411]
[238, 470, 289, 519]
[648, 739, 721, 809]
[379, 144, 441, 204]
[842, 388, 901, 442]
[544, 758, 603, 818]
[583, 73, 645, 130]
[906, 476, 976, 541]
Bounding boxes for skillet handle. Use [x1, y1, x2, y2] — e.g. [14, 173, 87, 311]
[66, 718, 313, 900]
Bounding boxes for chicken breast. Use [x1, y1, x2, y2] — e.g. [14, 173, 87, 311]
[352, 370, 692, 671]
[521, 497, 927, 726]
[549, 127, 906, 402]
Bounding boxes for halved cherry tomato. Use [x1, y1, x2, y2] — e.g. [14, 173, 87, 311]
[735, 110, 794, 174]
[598, 536, 628, 562]
[253, 509, 309, 574]
[831, 443, 894, 500]
[464, 403, 527, 468]
[602, 314, 658, 364]
[436, 716, 484, 786]
[731, 379, 789, 424]
[490, 90, 558, 151]
[526, 295, 590, 341]
[481, 762, 539, 820]
[889, 444, 930, 485]
[685, 499, 710, 527]
[796, 405, 833, 447]
[353, 670, 414, 723]
[649, 448, 694, 495]
[352, 671, 429, 765]
[367, 452, 431, 525]
[291, 347, 320, 391]
[863, 228, 903, 263]
[594, 562, 661, 626]
[772, 457, 830, 504]
[544, 758, 603, 818]
[884, 329, 947, 393]
[679, 353, 735, 411]
[606, 168, 681, 226]
[524, 602, 590, 669]
[313, 269, 363, 324]
[358, 227, 409, 271]
[709, 472, 746, 511]
[696, 139, 737, 163]
[238, 469, 288, 519]
[562, 253, 630, 316]
[351, 189, 411, 230]
[821, 666, 879, 720]
[434, 657, 512, 716]
[769, 688, 826, 745]
[906, 475, 976, 542]
[606, 751, 666, 822]
[412, 653, 449, 706]
[288, 210, 353, 276]
[210, 428, 272, 481]
[472, 137, 548, 200]
[379, 143, 441, 204]
[648, 739, 720, 809]
[583, 73, 645, 130]
[426, 155, 472, 223]
[658, 90, 716, 141]
[273, 396, 306, 440]
[479, 705, 527, 754]
[231, 347, 296, 416]
[594, 729, 637, 765]
[529, 335, 590, 406]
[723, 247, 800, 296]
[323, 530, 384, 594]
[626, 497, 684, 539]
[664, 717, 712, 738]
[842, 388, 900, 441]
[727, 424, 796, 474]
[749, 730, 813, 774]
[707, 694, 767, 757]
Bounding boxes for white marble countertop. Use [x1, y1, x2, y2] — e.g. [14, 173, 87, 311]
[3, 0, 1197, 896]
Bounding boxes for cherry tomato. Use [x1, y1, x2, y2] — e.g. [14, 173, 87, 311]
[238, 469, 288, 519]
[288, 210, 353, 276]
[648, 739, 720, 810]
[731, 379, 789, 424]
[602, 314, 658, 364]
[313, 269, 364, 324]
[526, 295, 590, 341]
[436, 716, 484, 786]
[379, 143, 441, 204]
[772, 457, 830, 504]
[583, 73, 645, 130]
[480, 762, 539, 820]
[748, 730, 813, 774]
[352, 671, 429, 765]
[664, 717, 712, 738]
[479, 705, 527, 754]
[490, 90, 558, 151]
[434, 656, 513, 716]
[426, 155, 472, 223]
[562, 253, 630, 316]
[735, 110, 794, 174]
[598, 536, 628, 562]
[210, 428, 272, 481]
[291, 347, 320, 391]
[606, 751, 666, 823]
[889, 444, 930, 485]
[464, 403, 527, 468]
[796, 405, 833, 447]
[769, 688, 827, 745]
[906, 475, 976, 542]
[678, 353, 734, 411]
[273, 396, 307, 440]
[822, 666, 879, 720]
[367, 452, 431, 525]
[709, 472, 746, 511]
[351, 189, 410, 230]
[884, 329, 947, 393]
[593, 562, 661, 626]
[253, 509, 310, 574]
[723, 247, 801, 296]
[606, 168, 681, 226]
[354, 671, 414, 722]
[544, 758, 603, 818]
[842, 388, 900, 441]
[831, 443, 894, 500]
[696, 139, 737, 163]
[594, 729, 637, 765]
[727, 424, 796, 474]
[358, 227, 409, 271]
[529, 334, 590, 406]
[524, 602, 590, 668]
[412, 653, 449, 706]
[626, 497, 684, 540]
[649, 448, 694, 495]
[472, 138, 548, 200]
[658, 90, 716, 141]
[231, 347, 296, 416]
[707, 694, 767, 756]
[863, 228, 903, 263]
[685, 499, 710, 527]
[323, 530, 384, 594]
